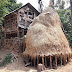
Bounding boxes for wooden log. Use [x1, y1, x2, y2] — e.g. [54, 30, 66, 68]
[50, 55, 52, 69]
[55, 54, 57, 69]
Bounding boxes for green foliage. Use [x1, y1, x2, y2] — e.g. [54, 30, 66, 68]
[57, 9, 72, 47]
[0, 53, 13, 67]
[55, 0, 65, 9]
[6, 0, 22, 12]
[0, 0, 22, 38]
[0, 0, 9, 24]
[0, 0, 22, 24]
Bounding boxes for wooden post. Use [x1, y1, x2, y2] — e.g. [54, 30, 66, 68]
[65, 54, 67, 63]
[31, 57, 32, 66]
[64, 55, 66, 66]
[37, 56, 39, 66]
[61, 53, 62, 66]
[50, 55, 52, 69]
[34, 57, 36, 67]
[42, 56, 44, 65]
[45, 56, 47, 67]
[55, 54, 57, 69]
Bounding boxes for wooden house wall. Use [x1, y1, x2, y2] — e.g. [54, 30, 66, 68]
[17, 6, 37, 28]
[4, 12, 18, 30]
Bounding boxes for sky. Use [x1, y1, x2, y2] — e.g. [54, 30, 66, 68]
[17, 0, 50, 10]
[17, 0, 70, 10]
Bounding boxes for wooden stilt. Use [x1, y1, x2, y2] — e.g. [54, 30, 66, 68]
[61, 53, 62, 66]
[55, 54, 57, 69]
[65, 54, 67, 63]
[67, 54, 69, 61]
[31, 57, 32, 66]
[64, 55, 66, 66]
[37, 56, 39, 66]
[68, 54, 70, 61]
[42, 56, 44, 65]
[50, 55, 52, 69]
[45, 56, 47, 67]
[70, 53, 71, 58]
[34, 57, 36, 67]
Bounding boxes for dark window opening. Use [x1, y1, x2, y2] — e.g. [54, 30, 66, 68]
[25, 12, 27, 15]
[6, 33, 17, 39]
[20, 11, 24, 14]
[28, 12, 32, 15]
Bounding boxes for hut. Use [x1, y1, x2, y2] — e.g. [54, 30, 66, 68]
[2, 3, 40, 39]
[23, 7, 71, 68]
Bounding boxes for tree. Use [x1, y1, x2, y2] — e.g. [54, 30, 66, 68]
[55, 0, 65, 9]
[49, 0, 54, 8]
[0, 0, 9, 24]
[6, 0, 22, 12]
[57, 9, 72, 47]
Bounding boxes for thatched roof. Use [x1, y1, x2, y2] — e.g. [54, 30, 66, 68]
[23, 7, 71, 58]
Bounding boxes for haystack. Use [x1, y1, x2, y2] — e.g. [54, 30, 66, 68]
[23, 7, 71, 68]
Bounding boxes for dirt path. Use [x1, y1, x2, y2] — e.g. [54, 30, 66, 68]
[0, 49, 72, 72]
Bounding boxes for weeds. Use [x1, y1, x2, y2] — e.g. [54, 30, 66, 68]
[0, 53, 13, 67]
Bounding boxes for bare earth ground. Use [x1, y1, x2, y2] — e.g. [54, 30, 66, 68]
[0, 49, 72, 72]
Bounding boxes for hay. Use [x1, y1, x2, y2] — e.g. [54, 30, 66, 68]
[23, 7, 71, 58]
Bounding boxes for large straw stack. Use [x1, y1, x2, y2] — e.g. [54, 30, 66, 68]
[23, 7, 71, 68]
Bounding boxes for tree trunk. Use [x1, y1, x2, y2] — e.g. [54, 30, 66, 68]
[49, 0, 54, 8]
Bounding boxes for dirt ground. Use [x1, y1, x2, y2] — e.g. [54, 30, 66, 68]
[0, 49, 72, 72]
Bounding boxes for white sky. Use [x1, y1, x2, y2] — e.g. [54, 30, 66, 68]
[17, 0, 70, 10]
[17, 0, 50, 10]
